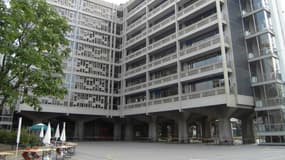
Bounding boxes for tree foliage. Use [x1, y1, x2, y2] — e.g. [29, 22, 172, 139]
[0, 0, 70, 111]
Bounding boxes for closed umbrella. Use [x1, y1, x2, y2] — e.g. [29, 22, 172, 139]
[54, 124, 60, 140]
[39, 127, 44, 138]
[43, 122, 51, 145]
[60, 122, 66, 142]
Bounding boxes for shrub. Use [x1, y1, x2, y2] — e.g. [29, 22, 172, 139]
[0, 129, 41, 146]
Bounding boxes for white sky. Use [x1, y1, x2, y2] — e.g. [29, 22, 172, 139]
[104, 0, 129, 5]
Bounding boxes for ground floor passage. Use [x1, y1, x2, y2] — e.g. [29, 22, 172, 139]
[16, 106, 257, 145]
[71, 142, 285, 160]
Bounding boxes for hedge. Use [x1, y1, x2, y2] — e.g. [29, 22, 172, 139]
[0, 129, 41, 146]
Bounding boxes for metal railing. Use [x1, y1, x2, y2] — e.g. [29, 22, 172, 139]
[180, 62, 223, 78]
[179, 34, 220, 57]
[178, 13, 218, 37]
[127, 1, 146, 17]
[148, 95, 179, 105]
[126, 30, 147, 46]
[125, 64, 147, 76]
[178, 0, 214, 18]
[148, 33, 176, 51]
[125, 82, 147, 93]
[125, 101, 147, 109]
[256, 123, 285, 133]
[181, 87, 225, 100]
[126, 47, 147, 61]
[0, 115, 13, 125]
[148, 0, 175, 17]
[127, 15, 147, 31]
[149, 73, 178, 86]
[148, 15, 175, 35]
[255, 97, 285, 108]
[148, 53, 177, 68]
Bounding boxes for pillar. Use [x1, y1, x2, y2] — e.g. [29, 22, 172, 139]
[178, 115, 188, 143]
[218, 118, 233, 144]
[124, 119, 133, 141]
[148, 116, 157, 142]
[113, 121, 122, 141]
[241, 117, 255, 144]
[202, 117, 212, 143]
[74, 120, 84, 141]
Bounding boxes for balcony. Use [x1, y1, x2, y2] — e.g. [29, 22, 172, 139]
[148, 0, 175, 18]
[251, 72, 282, 86]
[148, 95, 179, 106]
[180, 62, 223, 78]
[148, 33, 176, 52]
[127, 1, 146, 18]
[125, 82, 147, 93]
[148, 52, 177, 68]
[125, 101, 147, 109]
[179, 35, 221, 57]
[177, 0, 217, 18]
[255, 97, 285, 109]
[148, 15, 175, 35]
[149, 73, 178, 87]
[126, 30, 147, 46]
[125, 47, 147, 61]
[127, 15, 146, 31]
[0, 115, 13, 126]
[178, 13, 218, 38]
[181, 87, 225, 100]
[125, 64, 147, 77]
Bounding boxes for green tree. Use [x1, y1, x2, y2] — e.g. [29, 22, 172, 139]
[0, 0, 70, 111]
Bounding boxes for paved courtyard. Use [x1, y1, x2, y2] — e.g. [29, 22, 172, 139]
[71, 142, 285, 160]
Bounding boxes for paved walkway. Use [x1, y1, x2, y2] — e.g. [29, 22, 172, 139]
[71, 142, 285, 160]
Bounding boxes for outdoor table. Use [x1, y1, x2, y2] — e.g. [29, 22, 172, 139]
[0, 152, 14, 160]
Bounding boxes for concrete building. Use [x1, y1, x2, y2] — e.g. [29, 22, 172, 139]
[1, 0, 284, 145]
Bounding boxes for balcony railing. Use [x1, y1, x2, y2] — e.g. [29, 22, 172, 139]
[251, 72, 282, 84]
[181, 87, 225, 100]
[148, 95, 179, 105]
[256, 123, 285, 133]
[125, 101, 147, 109]
[148, 33, 176, 51]
[255, 97, 285, 108]
[179, 34, 221, 57]
[126, 47, 147, 61]
[148, 0, 175, 17]
[127, 15, 146, 31]
[149, 73, 178, 86]
[178, 0, 214, 18]
[0, 115, 13, 125]
[125, 82, 147, 93]
[148, 15, 175, 35]
[149, 53, 177, 68]
[178, 13, 218, 37]
[128, 1, 146, 17]
[125, 64, 147, 77]
[126, 30, 147, 46]
[180, 62, 223, 78]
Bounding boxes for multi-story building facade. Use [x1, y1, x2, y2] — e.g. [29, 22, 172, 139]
[1, 0, 284, 145]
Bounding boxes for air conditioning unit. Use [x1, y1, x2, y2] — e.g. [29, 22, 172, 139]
[244, 30, 251, 36]
[251, 76, 257, 83]
[255, 100, 263, 107]
[248, 52, 254, 59]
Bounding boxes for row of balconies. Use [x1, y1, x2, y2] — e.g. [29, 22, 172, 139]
[126, 12, 220, 52]
[124, 87, 225, 109]
[126, 0, 220, 33]
[124, 34, 226, 78]
[124, 62, 227, 94]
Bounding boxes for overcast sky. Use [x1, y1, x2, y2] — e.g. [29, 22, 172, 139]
[105, 0, 129, 5]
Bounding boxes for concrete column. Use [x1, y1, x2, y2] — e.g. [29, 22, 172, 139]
[241, 117, 255, 144]
[124, 119, 133, 141]
[113, 121, 122, 141]
[218, 118, 233, 144]
[178, 115, 188, 143]
[74, 120, 84, 141]
[202, 118, 211, 143]
[148, 116, 157, 142]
